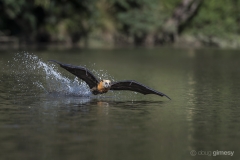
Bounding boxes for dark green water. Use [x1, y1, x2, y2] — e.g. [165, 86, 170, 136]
[0, 48, 240, 160]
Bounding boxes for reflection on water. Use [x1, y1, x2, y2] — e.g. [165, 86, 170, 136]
[185, 50, 240, 158]
[0, 49, 240, 160]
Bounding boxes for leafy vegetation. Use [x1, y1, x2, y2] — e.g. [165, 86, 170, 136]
[182, 0, 240, 47]
[0, 0, 240, 48]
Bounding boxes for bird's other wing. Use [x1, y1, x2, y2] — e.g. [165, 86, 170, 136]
[110, 80, 171, 100]
[49, 60, 99, 89]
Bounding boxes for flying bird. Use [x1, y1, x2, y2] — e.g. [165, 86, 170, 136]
[50, 60, 171, 100]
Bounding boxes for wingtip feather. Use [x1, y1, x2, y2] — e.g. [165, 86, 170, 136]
[165, 95, 171, 100]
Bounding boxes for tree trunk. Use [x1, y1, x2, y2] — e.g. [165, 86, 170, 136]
[160, 0, 202, 43]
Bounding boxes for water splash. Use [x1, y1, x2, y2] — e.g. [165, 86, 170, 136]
[5, 52, 138, 101]
[8, 52, 91, 96]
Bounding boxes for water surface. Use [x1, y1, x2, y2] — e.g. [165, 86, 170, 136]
[0, 48, 240, 160]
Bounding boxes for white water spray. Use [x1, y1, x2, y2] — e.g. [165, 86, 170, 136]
[8, 52, 91, 96]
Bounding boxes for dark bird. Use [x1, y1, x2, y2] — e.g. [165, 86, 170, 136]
[50, 60, 171, 100]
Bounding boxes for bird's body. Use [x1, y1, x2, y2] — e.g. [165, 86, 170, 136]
[91, 80, 111, 95]
[97, 81, 108, 93]
[50, 60, 171, 100]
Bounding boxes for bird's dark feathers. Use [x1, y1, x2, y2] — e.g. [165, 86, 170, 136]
[50, 60, 171, 100]
[110, 80, 171, 100]
[49, 60, 99, 89]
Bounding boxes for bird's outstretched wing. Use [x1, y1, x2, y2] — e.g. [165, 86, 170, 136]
[49, 60, 99, 89]
[110, 80, 171, 100]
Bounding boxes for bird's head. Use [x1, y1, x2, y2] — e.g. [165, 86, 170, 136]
[101, 79, 111, 89]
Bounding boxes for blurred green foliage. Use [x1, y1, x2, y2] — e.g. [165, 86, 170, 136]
[183, 0, 240, 46]
[111, 0, 167, 44]
[0, 0, 98, 44]
[0, 0, 240, 47]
